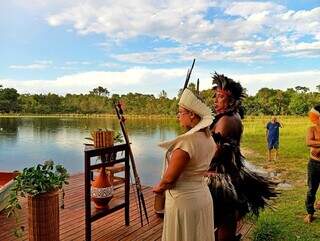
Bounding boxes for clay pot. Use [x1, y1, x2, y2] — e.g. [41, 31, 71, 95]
[91, 168, 113, 209]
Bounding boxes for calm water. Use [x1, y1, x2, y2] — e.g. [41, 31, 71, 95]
[0, 117, 181, 186]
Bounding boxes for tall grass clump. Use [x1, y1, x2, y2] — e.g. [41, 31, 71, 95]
[252, 215, 289, 241]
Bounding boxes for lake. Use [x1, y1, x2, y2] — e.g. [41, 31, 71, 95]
[0, 117, 181, 186]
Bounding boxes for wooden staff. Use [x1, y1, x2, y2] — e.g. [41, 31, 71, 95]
[183, 58, 196, 90]
[114, 102, 149, 226]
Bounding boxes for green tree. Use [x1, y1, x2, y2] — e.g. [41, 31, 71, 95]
[295, 86, 309, 93]
[177, 83, 197, 99]
[45, 93, 62, 113]
[200, 89, 214, 109]
[90, 86, 110, 97]
[0, 87, 20, 113]
[19, 94, 38, 113]
[288, 93, 310, 115]
[159, 90, 168, 99]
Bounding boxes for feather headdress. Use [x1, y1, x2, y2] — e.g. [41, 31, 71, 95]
[212, 72, 246, 101]
[159, 88, 213, 149]
[159, 59, 213, 149]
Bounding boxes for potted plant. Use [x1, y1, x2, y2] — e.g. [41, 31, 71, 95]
[6, 160, 69, 241]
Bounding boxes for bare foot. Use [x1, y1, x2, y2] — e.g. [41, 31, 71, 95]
[316, 201, 320, 210]
[304, 214, 315, 223]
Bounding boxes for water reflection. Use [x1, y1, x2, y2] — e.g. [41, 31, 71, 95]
[0, 118, 20, 134]
[0, 117, 180, 185]
[0, 118, 20, 146]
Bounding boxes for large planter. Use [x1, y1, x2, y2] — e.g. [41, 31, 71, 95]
[28, 190, 59, 241]
[91, 167, 113, 209]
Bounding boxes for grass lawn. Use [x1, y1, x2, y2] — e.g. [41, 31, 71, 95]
[242, 116, 320, 241]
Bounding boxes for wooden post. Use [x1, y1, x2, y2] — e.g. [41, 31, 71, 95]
[125, 146, 130, 225]
[85, 152, 91, 241]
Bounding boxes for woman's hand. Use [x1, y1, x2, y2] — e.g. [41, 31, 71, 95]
[153, 183, 164, 194]
[153, 182, 175, 194]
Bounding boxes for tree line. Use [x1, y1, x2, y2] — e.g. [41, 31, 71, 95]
[0, 84, 319, 116]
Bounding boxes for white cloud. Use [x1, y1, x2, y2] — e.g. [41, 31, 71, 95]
[283, 41, 320, 57]
[1, 67, 186, 97]
[65, 61, 92, 65]
[231, 70, 320, 95]
[112, 40, 276, 64]
[196, 70, 320, 96]
[113, 47, 188, 64]
[2, 68, 320, 98]
[100, 62, 122, 69]
[9, 60, 52, 69]
[46, 0, 217, 42]
[225, 2, 285, 18]
[8, 0, 77, 12]
[43, 0, 320, 62]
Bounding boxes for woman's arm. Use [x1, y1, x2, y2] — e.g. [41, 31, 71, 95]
[306, 127, 320, 147]
[208, 115, 242, 172]
[153, 148, 190, 194]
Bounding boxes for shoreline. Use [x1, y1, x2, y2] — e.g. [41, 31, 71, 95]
[0, 114, 307, 121]
[0, 113, 176, 119]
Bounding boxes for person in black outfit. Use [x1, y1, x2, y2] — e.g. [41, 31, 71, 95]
[207, 73, 278, 241]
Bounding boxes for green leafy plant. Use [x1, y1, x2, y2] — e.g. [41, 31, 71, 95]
[113, 131, 124, 143]
[5, 160, 69, 237]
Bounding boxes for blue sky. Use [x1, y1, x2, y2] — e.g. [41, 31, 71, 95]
[1, 0, 319, 97]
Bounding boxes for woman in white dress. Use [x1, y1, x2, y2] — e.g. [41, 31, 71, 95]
[153, 88, 215, 241]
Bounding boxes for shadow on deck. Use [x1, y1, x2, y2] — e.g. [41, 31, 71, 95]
[0, 174, 254, 240]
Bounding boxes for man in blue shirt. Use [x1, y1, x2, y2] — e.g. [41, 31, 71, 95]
[266, 116, 283, 161]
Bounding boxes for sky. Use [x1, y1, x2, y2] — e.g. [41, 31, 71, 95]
[0, 0, 320, 98]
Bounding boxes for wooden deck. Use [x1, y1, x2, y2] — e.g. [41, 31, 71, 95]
[0, 174, 254, 240]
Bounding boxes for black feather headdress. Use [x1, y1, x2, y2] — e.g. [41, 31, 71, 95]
[212, 72, 246, 101]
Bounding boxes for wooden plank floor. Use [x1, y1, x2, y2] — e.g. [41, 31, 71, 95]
[0, 174, 254, 240]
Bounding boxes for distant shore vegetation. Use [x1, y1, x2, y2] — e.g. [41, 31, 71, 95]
[1, 84, 319, 116]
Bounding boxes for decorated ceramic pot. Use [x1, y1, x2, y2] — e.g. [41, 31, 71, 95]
[91, 167, 113, 209]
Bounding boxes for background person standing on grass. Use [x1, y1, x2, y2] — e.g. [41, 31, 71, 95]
[266, 116, 283, 161]
[304, 105, 320, 223]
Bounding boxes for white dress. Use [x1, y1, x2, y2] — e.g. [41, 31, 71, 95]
[162, 131, 215, 241]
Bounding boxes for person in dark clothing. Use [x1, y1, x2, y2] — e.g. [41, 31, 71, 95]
[304, 105, 320, 223]
[207, 73, 278, 241]
[266, 116, 283, 161]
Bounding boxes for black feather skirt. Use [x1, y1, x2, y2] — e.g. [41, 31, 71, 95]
[208, 146, 279, 227]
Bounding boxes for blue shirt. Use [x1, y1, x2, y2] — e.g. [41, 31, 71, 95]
[266, 122, 281, 141]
